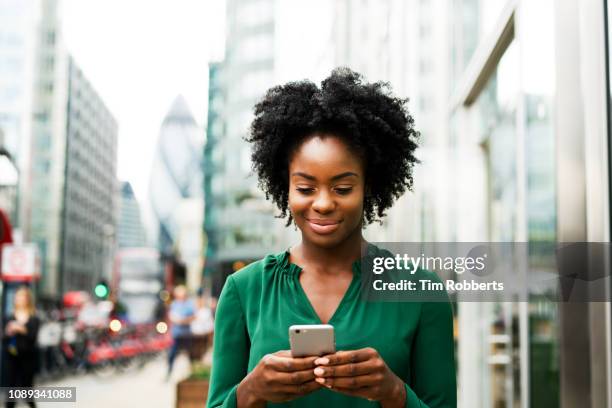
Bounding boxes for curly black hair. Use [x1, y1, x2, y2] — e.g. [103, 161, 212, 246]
[246, 67, 419, 226]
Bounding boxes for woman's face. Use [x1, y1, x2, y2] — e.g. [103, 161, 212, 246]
[14, 290, 29, 310]
[288, 134, 365, 248]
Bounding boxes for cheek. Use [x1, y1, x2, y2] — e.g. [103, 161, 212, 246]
[288, 190, 309, 214]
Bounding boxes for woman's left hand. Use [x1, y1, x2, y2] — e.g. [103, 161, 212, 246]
[313, 347, 406, 407]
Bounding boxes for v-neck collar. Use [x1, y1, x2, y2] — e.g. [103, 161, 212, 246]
[280, 247, 369, 325]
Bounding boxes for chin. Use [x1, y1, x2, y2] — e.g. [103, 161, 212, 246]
[303, 231, 348, 249]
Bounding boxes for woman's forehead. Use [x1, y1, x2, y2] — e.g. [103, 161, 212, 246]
[289, 136, 364, 173]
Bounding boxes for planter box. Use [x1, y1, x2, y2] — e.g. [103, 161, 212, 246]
[176, 379, 209, 408]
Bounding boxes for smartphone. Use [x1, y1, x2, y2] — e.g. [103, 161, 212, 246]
[289, 324, 335, 357]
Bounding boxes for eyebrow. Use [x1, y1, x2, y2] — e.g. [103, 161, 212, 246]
[291, 171, 359, 181]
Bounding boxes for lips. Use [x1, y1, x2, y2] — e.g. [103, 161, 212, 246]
[306, 218, 341, 235]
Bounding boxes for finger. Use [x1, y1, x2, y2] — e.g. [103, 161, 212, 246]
[273, 368, 317, 385]
[315, 373, 382, 389]
[327, 385, 375, 400]
[315, 348, 375, 366]
[273, 380, 324, 396]
[263, 353, 318, 372]
[313, 361, 376, 378]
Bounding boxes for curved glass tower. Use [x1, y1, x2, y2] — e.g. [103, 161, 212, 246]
[149, 96, 202, 254]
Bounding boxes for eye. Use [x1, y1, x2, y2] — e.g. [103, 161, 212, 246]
[296, 187, 315, 195]
[335, 187, 353, 195]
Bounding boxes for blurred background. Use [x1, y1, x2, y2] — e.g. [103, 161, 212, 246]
[0, 0, 611, 407]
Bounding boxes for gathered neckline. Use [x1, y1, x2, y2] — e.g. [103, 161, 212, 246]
[277, 243, 381, 277]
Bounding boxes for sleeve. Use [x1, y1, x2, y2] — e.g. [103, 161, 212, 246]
[405, 299, 457, 408]
[206, 275, 250, 408]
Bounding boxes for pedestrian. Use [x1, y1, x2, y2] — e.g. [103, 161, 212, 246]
[166, 285, 195, 379]
[2, 286, 40, 408]
[189, 289, 214, 361]
[207, 68, 456, 407]
[190, 289, 214, 337]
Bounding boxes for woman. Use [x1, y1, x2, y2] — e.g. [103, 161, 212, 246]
[3, 286, 40, 408]
[207, 68, 456, 407]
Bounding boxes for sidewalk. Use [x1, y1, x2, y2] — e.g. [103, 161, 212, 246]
[34, 353, 192, 408]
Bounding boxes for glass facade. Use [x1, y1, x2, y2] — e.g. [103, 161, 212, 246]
[451, 0, 562, 406]
[148, 96, 202, 253]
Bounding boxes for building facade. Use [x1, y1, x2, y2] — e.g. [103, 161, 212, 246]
[27, 0, 70, 296]
[59, 56, 118, 293]
[117, 181, 147, 249]
[18, 0, 119, 297]
[149, 96, 202, 253]
[333, 0, 612, 407]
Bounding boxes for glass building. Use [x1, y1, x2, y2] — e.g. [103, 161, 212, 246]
[449, 0, 611, 406]
[148, 95, 202, 255]
[117, 181, 147, 249]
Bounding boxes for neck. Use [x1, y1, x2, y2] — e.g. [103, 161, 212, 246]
[297, 227, 367, 271]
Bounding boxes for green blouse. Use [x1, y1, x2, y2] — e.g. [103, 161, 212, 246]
[207, 245, 457, 408]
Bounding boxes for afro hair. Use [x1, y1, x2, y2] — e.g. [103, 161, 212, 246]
[246, 67, 420, 226]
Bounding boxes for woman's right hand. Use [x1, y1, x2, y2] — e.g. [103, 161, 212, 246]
[5, 321, 18, 336]
[237, 350, 323, 407]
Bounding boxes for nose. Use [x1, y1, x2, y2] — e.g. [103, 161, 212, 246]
[312, 190, 335, 214]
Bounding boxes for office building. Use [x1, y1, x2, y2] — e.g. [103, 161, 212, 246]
[117, 181, 147, 248]
[149, 96, 202, 252]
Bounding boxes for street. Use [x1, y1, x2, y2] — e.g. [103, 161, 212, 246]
[35, 353, 192, 408]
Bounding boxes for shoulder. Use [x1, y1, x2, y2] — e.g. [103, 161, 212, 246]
[230, 251, 286, 289]
[28, 315, 41, 326]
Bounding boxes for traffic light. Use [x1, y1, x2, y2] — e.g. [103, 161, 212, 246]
[94, 280, 109, 299]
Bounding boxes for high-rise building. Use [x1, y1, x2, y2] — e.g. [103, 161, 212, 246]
[117, 181, 147, 248]
[59, 56, 118, 292]
[23, 0, 118, 296]
[27, 0, 69, 296]
[149, 96, 202, 254]
[203, 61, 224, 287]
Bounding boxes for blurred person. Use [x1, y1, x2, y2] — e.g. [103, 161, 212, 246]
[189, 289, 215, 362]
[2, 286, 40, 408]
[207, 69, 456, 407]
[166, 285, 195, 379]
[191, 289, 214, 336]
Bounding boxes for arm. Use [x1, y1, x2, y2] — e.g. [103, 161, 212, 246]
[3, 319, 15, 337]
[206, 275, 250, 408]
[405, 300, 457, 408]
